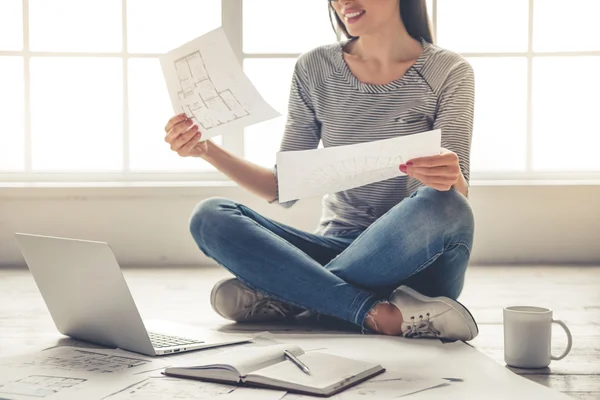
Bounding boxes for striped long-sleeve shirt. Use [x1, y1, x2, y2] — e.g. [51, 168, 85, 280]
[272, 38, 475, 236]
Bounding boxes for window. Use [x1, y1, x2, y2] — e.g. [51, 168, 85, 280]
[1, 0, 599, 183]
[2, 0, 223, 182]
[437, 0, 600, 178]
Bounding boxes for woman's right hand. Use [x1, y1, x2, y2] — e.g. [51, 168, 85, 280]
[164, 113, 209, 158]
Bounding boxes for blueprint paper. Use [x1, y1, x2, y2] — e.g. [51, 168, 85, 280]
[0, 346, 165, 374]
[0, 368, 90, 400]
[276, 129, 442, 202]
[0, 346, 285, 400]
[160, 27, 280, 141]
[0, 365, 146, 400]
[102, 376, 286, 400]
[0, 347, 165, 400]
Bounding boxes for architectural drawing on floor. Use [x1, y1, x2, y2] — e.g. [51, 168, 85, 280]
[4, 349, 149, 374]
[307, 155, 405, 189]
[104, 377, 235, 400]
[0, 375, 86, 398]
[175, 51, 249, 130]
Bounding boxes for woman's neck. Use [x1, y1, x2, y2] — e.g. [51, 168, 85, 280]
[348, 24, 423, 65]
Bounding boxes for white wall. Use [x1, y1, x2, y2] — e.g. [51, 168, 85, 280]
[1, 182, 599, 267]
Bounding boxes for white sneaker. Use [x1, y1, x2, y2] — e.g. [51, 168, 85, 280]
[389, 285, 479, 341]
[210, 278, 297, 322]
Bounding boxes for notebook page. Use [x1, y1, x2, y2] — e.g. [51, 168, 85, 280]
[234, 344, 303, 377]
[247, 352, 382, 392]
[177, 344, 303, 377]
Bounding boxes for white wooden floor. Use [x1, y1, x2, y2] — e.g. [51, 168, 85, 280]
[1, 265, 598, 399]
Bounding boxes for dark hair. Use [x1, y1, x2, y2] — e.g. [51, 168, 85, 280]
[328, 0, 434, 44]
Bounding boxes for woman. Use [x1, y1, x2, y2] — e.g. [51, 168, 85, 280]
[163, 0, 478, 340]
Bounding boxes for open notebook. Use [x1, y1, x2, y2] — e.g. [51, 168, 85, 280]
[164, 343, 385, 397]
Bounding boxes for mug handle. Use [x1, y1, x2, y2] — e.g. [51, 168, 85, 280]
[551, 319, 573, 360]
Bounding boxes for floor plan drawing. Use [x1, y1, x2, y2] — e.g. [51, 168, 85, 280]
[276, 129, 442, 202]
[0, 375, 86, 398]
[306, 155, 405, 190]
[175, 51, 248, 131]
[104, 377, 235, 400]
[160, 28, 280, 141]
[2, 348, 150, 374]
[104, 377, 285, 400]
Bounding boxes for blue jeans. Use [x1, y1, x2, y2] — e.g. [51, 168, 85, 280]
[189, 187, 475, 330]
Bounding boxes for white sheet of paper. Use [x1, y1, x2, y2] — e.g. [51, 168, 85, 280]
[282, 369, 447, 400]
[276, 129, 442, 202]
[0, 346, 171, 400]
[160, 27, 280, 140]
[102, 376, 286, 400]
[0, 343, 287, 400]
[0, 346, 165, 375]
[254, 333, 573, 400]
[0, 368, 87, 400]
[0, 365, 152, 400]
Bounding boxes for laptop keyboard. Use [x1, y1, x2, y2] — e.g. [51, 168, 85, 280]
[149, 332, 205, 349]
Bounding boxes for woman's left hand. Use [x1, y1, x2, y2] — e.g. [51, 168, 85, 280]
[399, 148, 462, 191]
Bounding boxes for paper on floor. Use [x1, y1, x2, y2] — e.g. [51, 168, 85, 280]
[0, 345, 286, 400]
[0, 346, 164, 400]
[281, 369, 447, 399]
[276, 129, 441, 202]
[256, 332, 574, 400]
[0, 365, 138, 400]
[0, 367, 285, 400]
[0, 346, 167, 375]
[160, 27, 280, 141]
[101, 376, 286, 400]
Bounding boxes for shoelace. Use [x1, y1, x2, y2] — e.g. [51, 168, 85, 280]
[243, 297, 293, 319]
[402, 313, 441, 338]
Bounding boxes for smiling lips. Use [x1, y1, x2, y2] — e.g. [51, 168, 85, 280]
[343, 9, 366, 23]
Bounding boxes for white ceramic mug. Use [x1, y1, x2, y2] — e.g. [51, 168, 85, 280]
[503, 306, 572, 368]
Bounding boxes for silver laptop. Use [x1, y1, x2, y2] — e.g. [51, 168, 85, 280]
[15, 233, 250, 356]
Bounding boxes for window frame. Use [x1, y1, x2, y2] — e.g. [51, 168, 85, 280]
[0, 0, 599, 184]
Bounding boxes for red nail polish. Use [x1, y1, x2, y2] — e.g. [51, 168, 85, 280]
[407, 162, 414, 167]
[400, 165, 407, 173]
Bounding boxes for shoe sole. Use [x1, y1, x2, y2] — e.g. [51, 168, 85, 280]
[397, 285, 479, 340]
[210, 277, 236, 320]
[210, 278, 293, 323]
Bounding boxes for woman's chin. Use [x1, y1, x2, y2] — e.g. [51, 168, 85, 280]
[344, 23, 373, 38]
[345, 28, 362, 37]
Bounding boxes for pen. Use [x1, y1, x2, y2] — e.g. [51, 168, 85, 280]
[284, 349, 311, 375]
